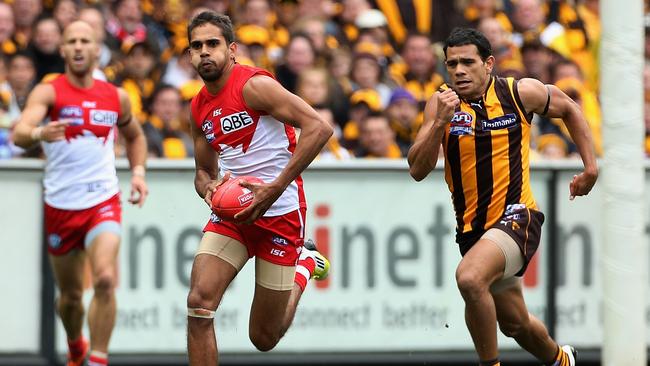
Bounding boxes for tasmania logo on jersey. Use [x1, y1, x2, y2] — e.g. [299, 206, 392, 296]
[89, 109, 118, 127]
[482, 113, 518, 130]
[220, 111, 253, 134]
[59, 106, 84, 125]
[449, 111, 473, 136]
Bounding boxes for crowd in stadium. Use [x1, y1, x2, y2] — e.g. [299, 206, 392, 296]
[0, 0, 617, 160]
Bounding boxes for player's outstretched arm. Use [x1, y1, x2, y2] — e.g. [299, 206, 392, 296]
[407, 89, 459, 181]
[518, 78, 598, 199]
[116, 88, 148, 207]
[13, 83, 63, 147]
[188, 114, 224, 208]
[235, 74, 333, 223]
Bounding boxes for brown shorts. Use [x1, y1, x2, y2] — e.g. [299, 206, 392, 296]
[459, 205, 545, 276]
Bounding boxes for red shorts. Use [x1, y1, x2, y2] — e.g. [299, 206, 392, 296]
[45, 194, 122, 256]
[204, 207, 306, 266]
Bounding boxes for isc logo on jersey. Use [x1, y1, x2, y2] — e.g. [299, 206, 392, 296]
[221, 111, 253, 134]
[90, 109, 118, 127]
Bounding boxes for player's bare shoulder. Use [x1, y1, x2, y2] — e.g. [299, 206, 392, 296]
[26, 82, 56, 107]
[242, 74, 280, 110]
[515, 78, 548, 114]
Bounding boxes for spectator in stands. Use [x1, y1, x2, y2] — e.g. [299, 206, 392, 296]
[296, 67, 331, 107]
[293, 16, 333, 61]
[275, 33, 317, 93]
[11, 0, 42, 49]
[354, 9, 395, 60]
[545, 59, 603, 156]
[0, 3, 17, 56]
[195, 0, 233, 16]
[477, 17, 524, 78]
[511, 0, 575, 62]
[276, 0, 299, 29]
[116, 41, 160, 123]
[328, 47, 353, 96]
[549, 0, 599, 92]
[6, 52, 36, 121]
[162, 46, 200, 90]
[389, 33, 444, 108]
[314, 106, 353, 161]
[240, 0, 272, 28]
[342, 88, 382, 149]
[29, 17, 65, 82]
[521, 42, 558, 84]
[78, 6, 114, 76]
[338, 0, 372, 44]
[5, 51, 37, 157]
[298, 0, 337, 18]
[385, 88, 421, 156]
[373, 0, 467, 44]
[356, 111, 402, 158]
[296, 67, 349, 127]
[142, 84, 193, 159]
[350, 50, 393, 107]
[106, 0, 160, 56]
[236, 24, 271, 68]
[53, 0, 78, 29]
[463, 0, 513, 32]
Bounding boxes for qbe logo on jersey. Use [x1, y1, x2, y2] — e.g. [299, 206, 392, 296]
[220, 111, 253, 134]
[90, 109, 118, 127]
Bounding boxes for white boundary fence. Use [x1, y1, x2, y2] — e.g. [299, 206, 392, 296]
[0, 159, 648, 365]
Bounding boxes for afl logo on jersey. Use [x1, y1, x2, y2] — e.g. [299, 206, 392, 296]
[450, 111, 474, 136]
[202, 120, 215, 143]
[90, 109, 118, 127]
[221, 111, 253, 134]
[59, 106, 84, 125]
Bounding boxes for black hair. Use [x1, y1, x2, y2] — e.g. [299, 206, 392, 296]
[549, 57, 582, 82]
[8, 50, 35, 67]
[361, 110, 388, 123]
[145, 84, 180, 114]
[443, 27, 492, 61]
[401, 32, 432, 51]
[187, 11, 235, 44]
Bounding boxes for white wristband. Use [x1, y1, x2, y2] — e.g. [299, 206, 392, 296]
[30, 126, 43, 141]
[132, 165, 146, 177]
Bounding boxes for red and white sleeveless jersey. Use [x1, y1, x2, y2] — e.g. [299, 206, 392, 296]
[43, 75, 121, 210]
[191, 64, 305, 217]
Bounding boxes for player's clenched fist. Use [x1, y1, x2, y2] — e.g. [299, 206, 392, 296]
[435, 89, 460, 125]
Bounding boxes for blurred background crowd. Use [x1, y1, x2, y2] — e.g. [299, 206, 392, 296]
[0, 0, 639, 161]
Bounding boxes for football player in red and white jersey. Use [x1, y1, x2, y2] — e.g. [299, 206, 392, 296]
[13, 21, 148, 366]
[185, 11, 333, 365]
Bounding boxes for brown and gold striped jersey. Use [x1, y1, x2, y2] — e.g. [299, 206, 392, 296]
[441, 76, 537, 245]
